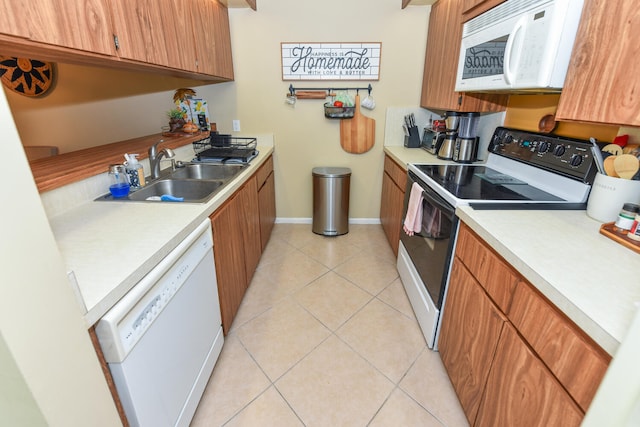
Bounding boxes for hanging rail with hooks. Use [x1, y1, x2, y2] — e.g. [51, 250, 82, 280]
[287, 84, 373, 99]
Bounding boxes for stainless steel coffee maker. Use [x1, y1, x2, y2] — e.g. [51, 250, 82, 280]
[437, 111, 461, 160]
[453, 112, 480, 163]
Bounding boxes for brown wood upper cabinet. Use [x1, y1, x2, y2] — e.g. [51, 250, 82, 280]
[461, 0, 505, 19]
[109, 0, 233, 78]
[191, 0, 234, 79]
[8, 0, 116, 55]
[401, 0, 437, 8]
[556, 0, 640, 126]
[420, 0, 508, 112]
[0, 0, 233, 80]
[0, 1, 29, 38]
[110, 0, 197, 70]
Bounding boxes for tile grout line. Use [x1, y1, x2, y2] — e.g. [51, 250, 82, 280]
[210, 225, 456, 426]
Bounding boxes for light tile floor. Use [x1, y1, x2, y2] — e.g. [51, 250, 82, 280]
[191, 224, 468, 427]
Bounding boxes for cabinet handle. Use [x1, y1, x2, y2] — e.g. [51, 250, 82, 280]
[113, 35, 120, 51]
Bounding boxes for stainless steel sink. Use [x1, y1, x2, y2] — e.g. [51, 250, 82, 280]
[127, 179, 225, 202]
[96, 179, 226, 203]
[96, 162, 248, 203]
[168, 163, 247, 180]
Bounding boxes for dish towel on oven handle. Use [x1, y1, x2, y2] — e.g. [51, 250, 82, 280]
[403, 182, 424, 236]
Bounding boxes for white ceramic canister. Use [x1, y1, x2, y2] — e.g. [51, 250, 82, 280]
[586, 173, 640, 223]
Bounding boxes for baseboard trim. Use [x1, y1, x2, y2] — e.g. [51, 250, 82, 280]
[275, 217, 381, 225]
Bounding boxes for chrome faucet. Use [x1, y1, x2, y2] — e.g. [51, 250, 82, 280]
[148, 140, 176, 180]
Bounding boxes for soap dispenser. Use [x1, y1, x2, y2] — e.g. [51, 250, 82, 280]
[108, 164, 130, 198]
[124, 153, 146, 189]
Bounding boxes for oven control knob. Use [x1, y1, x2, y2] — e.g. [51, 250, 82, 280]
[553, 145, 566, 157]
[537, 141, 550, 153]
[503, 134, 514, 144]
[569, 154, 583, 166]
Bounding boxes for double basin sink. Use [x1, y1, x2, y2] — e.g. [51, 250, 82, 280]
[97, 163, 247, 203]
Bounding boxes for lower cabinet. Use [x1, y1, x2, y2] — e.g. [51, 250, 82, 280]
[380, 155, 406, 257]
[210, 190, 248, 335]
[209, 155, 276, 334]
[439, 223, 611, 426]
[256, 156, 276, 251]
[475, 323, 584, 427]
[439, 260, 506, 424]
[238, 176, 261, 285]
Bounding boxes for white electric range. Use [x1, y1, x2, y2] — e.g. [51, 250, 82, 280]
[398, 126, 597, 349]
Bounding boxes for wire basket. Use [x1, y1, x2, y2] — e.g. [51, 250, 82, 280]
[193, 135, 257, 160]
[324, 102, 355, 119]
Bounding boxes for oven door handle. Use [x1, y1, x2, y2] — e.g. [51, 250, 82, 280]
[421, 186, 455, 218]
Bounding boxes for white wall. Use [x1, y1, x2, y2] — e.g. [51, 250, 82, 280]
[204, 1, 431, 219]
[0, 89, 120, 425]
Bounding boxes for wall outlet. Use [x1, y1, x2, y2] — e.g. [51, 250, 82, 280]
[232, 120, 241, 132]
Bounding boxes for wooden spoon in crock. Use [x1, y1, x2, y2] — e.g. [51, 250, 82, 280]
[613, 154, 640, 179]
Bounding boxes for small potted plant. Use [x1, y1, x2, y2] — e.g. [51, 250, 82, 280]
[167, 108, 185, 132]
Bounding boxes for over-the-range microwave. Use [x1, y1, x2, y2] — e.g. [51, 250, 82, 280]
[455, 0, 585, 93]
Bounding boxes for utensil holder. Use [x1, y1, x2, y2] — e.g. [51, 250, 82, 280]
[404, 126, 421, 148]
[586, 173, 640, 222]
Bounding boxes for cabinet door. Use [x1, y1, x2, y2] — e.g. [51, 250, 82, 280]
[380, 171, 405, 257]
[210, 193, 247, 335]
[556, 0, 640, 126]
[110, 0, 197, 70]
[420, 0, 508, 112]
[438, 259, 506, 424]
[258, 171, 276, 251]
[455, 223, 517, 313]
[0, 1, 29, 38]
[23, 0, 115, 55]
[421, 0, 461, 111]
[509, 281, 610, 412]
[476, 323, 584, 427]
[239, 176, 261, 285]
[190, 0, 234, 79]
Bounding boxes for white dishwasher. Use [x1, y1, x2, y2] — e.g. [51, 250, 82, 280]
[96, 219, 223, 427]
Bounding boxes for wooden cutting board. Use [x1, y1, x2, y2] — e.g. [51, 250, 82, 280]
[340, 94, 375, 154]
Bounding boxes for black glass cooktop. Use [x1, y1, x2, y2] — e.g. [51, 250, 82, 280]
[414, 164, 564, 202]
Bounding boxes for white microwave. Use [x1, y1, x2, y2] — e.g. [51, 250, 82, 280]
[455, 0, 585, 92]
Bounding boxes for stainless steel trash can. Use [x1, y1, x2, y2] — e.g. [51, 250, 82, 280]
[312, 167, 351, 236]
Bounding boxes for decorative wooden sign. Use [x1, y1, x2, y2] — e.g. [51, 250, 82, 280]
[281, 42, 381, 81]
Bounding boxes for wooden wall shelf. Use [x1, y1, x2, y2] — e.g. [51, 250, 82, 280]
[30, 132, 209, 193]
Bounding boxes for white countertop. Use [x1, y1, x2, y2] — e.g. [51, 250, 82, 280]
[384, 145, 640, 356]
[457, 207, 640, 356]
[48, 135, 274, 326]
[384, 145, 464, 167]
[49, 131, 639, 355]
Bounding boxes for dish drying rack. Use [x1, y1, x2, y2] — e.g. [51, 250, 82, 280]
[193, 135, 257, 162]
